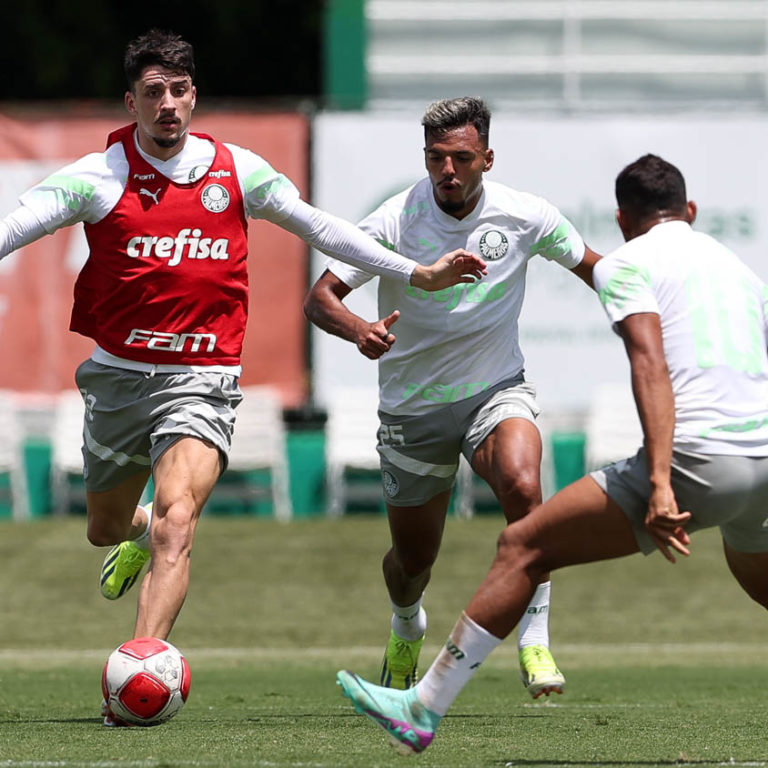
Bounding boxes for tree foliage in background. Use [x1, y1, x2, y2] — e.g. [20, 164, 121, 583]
[0, 0, 324, 102]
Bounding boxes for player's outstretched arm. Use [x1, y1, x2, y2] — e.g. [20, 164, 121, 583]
[278, 201, 486, 291]
[0, 206, 50, 259]
[410, 249, 487, 291]
[304, 270, 399, 360]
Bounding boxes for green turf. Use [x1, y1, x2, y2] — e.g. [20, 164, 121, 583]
[0, 515, 766, 767]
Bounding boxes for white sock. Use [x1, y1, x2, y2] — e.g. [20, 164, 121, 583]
[391, 596, 427, 641]
[416, 612, 502, 716]
[131, 503, 153, 551]
[517, 580, 551, 649]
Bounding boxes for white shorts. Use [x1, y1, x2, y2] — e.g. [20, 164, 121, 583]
[377, 376, 540, 507]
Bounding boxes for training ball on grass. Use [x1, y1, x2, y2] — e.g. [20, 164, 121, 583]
[102, 637, 190, 726]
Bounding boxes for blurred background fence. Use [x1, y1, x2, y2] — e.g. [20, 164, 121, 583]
[2, 0, 767, 519]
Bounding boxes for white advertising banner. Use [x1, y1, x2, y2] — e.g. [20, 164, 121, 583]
[311, 113, 766, 417]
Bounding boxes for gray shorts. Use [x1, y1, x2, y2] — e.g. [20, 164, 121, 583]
[74, 360, 242, 493]
[377, 376, 540, 507]
[591, 448, 768, 554]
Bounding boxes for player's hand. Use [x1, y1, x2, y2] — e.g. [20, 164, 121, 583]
[645, 486, 691, 563]
[410, 249, 487, 291]
[355, 310, 400, 359]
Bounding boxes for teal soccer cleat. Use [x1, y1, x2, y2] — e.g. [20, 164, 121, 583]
[337, 670, 441, 755]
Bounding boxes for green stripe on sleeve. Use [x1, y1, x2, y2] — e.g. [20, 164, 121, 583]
[41, 175, 96, 199]
[529, 221, 574, 261]
[243, 165, 278, 194]
[39, 175, 95, 211]
[598, 264, 652, 311]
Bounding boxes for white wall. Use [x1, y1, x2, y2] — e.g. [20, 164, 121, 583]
[311, 113, 767, 416]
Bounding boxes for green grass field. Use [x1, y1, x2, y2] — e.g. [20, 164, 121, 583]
[1, 514, 767, 767]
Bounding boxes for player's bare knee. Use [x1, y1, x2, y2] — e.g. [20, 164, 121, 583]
[398, 552, 437, 579]
[386, 546, 436, 581]
[149, 502, 195, 555]
[498, 472, 542, 521]
[496, 524, 523, 560]
[398, 554, 435, 580]
[495, 522, 543, 574]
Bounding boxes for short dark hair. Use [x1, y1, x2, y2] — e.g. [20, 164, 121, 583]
[422, 97, 491, 146]
[124, 29, 195, 90]
[615, 154, 687, 220]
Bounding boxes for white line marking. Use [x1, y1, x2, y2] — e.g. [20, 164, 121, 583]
[0, 641, 764, 666]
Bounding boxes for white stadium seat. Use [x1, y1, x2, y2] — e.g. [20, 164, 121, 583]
[324, 388, 382, 516]
[212, 385, 293, 520]
[0, 390, 30, 520]
[50, 389, 87, 516]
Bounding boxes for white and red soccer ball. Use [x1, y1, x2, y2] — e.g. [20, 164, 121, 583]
[102, 637, 190, 726]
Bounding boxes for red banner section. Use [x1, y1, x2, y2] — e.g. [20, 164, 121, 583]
[0, 110, 309, 406]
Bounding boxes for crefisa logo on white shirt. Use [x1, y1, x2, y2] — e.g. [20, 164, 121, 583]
[479, 230, 509, 260]
[201, 183, 230, 213]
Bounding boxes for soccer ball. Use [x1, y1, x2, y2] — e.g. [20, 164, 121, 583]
[102, 637, 191, 726]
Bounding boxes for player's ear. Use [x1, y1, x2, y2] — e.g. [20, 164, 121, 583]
[191, 85, 197, 110]
[125, 91, 136, 115]
[616, 209, 633, 242]
[483, 148, 494, 172]
[685, 200, 697, 225]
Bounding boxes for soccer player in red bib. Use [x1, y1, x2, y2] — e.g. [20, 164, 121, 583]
[0, 29, 485, 725]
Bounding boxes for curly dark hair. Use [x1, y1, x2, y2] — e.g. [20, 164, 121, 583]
[124, 29, 195, 90]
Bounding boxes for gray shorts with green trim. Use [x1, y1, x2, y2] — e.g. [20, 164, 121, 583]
[74, 359, 242, 493]
[591, 447, 768, 554]
[377, 376, 540, 507]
